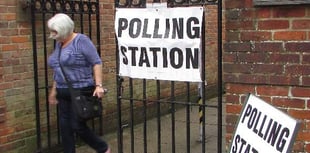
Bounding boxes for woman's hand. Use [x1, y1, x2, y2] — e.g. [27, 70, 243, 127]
[93, 86, 106, 98]
[92, 63, 105, 98]
[49, 81, 58, 105]
[48, 88, 58, 105]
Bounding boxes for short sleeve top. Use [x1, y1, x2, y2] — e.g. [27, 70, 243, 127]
[48, 33, 102, 88]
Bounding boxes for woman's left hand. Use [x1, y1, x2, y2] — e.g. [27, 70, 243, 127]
[93, 86, 106, 98]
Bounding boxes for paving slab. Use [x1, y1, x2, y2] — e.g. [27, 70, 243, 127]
[76, 97, 226, 153]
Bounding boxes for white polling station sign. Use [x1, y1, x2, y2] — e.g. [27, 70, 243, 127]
[229, 94, 300, 153]
[114, 7, 203, 82]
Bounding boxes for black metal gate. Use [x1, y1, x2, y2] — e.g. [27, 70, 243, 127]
[115, 0, 223, 153]
[29, 0, 102, 152]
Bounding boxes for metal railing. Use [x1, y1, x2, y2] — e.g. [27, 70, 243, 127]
[29, 0, 101, 152]
[115, 0, 223, 153]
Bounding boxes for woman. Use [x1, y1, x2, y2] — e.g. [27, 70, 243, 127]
[47, 13, 111, 153]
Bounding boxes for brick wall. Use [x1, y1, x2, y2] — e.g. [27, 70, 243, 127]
[0, 0, 36, 152]
[224, 0, 310, 152]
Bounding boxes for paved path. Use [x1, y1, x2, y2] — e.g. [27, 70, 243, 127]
[76, 97, 226, 153]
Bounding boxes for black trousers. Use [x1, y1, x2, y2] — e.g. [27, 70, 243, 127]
[56, 87, 108, 153]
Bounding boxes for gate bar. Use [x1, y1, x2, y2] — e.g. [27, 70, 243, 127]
[129, 78, 135, 153]
[217, 0, 223, 152]
[186, 82, 191, 153]
[201, 10, 206, 153]
[30, 1, 41, 152]
[156, 80, 161, 153]
[143, 79, 147, 153]
[170, 81, 176, 153]
[41, 12, 52, 148]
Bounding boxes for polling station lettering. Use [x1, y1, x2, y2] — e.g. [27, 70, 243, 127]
[117, 17, 200, 69]
[115, 7, 203, 82]
[117, 18, 201, 39]
[231, 104, 291, 153]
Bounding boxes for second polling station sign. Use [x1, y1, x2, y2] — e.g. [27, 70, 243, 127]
[229, 94, 300, 153]
[114, 7, 203, 82]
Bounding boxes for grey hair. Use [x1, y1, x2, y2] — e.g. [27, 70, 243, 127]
[47, 13, 74, 41]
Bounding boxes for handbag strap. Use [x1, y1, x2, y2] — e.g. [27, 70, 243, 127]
[58, 43, 75, 93]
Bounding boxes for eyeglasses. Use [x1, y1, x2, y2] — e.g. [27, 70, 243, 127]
[49, 30, 57, 34]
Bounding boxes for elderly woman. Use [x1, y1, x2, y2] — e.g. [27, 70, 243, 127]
[47, 13, 111, 153]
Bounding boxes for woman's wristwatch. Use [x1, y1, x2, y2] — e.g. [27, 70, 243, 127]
[96, 84, 108, 94]
[96, 84, 103, 88]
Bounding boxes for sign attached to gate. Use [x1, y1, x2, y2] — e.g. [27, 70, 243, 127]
[229, 94, 300, 153]
[114, 7, 203, 82]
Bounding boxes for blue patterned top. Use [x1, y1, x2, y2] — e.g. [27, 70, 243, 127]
[48, 33, 102, 88]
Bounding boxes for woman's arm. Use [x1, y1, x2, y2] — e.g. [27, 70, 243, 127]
[93, 64, 105, 98]
[48, 81, 58, 105]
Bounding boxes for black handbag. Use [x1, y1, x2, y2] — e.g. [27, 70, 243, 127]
[58, 44, 102, 121]
[70, 90, 103, 121]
